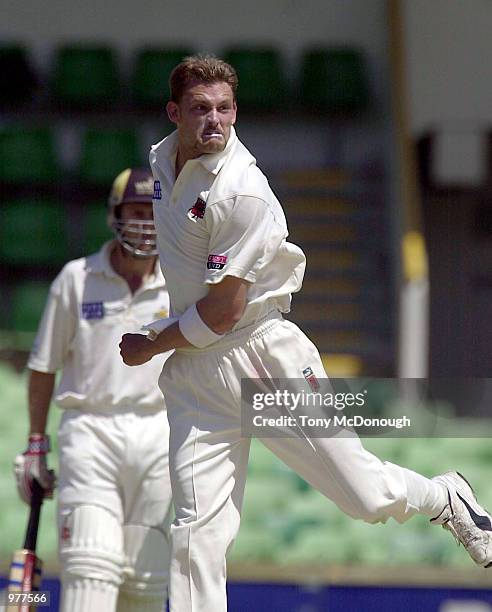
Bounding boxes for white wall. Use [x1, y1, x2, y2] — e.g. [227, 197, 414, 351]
[403, 0, 492, 134]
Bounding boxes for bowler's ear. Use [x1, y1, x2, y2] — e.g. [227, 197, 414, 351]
[167, 101, 180, 124]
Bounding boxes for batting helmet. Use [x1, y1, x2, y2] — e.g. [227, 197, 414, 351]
[107, 168, 157, 258]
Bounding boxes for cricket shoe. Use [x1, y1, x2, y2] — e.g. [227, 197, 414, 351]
[431, 471, 492, 567]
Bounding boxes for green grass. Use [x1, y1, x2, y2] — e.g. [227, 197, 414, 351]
[0, 363, 59, 568]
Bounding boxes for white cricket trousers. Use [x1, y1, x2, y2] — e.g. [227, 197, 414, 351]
[160, 312, 429, 612]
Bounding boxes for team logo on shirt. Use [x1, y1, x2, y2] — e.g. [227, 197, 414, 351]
[302, 366, 320, 391]
[153, 180, 162, 200]
[153, 308, 169, 319]
[207, 254, 228, 270]
[61, 523, 71, 542]
[187, 197, 207, 220]
[81, 301, 105, 320]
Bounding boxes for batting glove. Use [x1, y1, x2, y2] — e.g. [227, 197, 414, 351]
[14, 434, 56, 504]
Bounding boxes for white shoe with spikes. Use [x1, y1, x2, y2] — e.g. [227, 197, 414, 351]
[431, 471, 492, 568]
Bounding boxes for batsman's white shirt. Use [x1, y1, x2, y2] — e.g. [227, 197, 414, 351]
[149, 127, 306, 329]
[28, 241, 173, 530]
[28, 241, 171, 411]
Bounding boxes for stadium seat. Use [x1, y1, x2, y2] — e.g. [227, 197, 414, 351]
[241, 477, 296, 523]
[0, 45, 37, 107]
[230, 524, 284, 562]
[0, 199, 68, 265]
[83, 201, 112, 253]
[78, 129, 141, 186]
[132, 47, 193, 108]
[278, 525, 355, 564]
[247, 438, 288, 475]
[11, 281, 50, 332]
[300, 48, 370, 114]
[223, 47, 288, 111]
[0, 127, 58, 185]
[52, 45, 119, 109]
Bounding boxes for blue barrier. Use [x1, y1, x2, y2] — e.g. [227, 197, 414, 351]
[2, 577, 492, 611]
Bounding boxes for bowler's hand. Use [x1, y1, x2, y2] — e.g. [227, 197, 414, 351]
[119, 333, 155, 366]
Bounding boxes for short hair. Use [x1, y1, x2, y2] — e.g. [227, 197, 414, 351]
[169, 54, 238, 103]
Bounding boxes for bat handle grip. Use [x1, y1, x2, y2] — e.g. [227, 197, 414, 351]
[31, 478, 45, 506]
[23, 479, 45, 551]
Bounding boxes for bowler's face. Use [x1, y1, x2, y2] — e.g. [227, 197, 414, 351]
[167, 81, 237, 159]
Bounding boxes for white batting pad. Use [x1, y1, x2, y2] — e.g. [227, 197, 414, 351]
[116, 524, 169, 612]
[59, 505, 124, 584]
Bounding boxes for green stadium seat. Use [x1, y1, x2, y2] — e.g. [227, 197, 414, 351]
[248, 438, 297, 477]
[278, 525, 354, 565]
[469, 437, 492, 463]
[0, 199, 68, 265]
[83, 201, 112, 253]
[241, 477, 295, 523]
[11, 281, 50, 332]
[79, 129, 141, 186]
[223, 47, 288, 111]
[52, 45, 119, 109]
[363, 437, 408, 464]
[402, 438, 451, 476]
[285, 490, 345, 529]
[230, 524, 283, 562]
[0, 127, 58, 185]
[300, 48, 370, 114]
[0, 45, 37, 107]
[132, 47, 193, 108]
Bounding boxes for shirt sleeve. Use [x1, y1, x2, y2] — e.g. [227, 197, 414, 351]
[204, 195, 288, 285]
[27, 271, 77, 373]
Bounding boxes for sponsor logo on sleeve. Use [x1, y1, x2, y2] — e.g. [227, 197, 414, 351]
[207, 254, 228, 270]
[81, 302, 105, 320]
[153, 180, 162, 200]
[188, 197, 207, 220]
[302, 366, 320, 391]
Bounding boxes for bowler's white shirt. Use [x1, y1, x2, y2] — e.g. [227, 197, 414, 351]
[28, 242, 171, 411]
[149, 127, 306, 332]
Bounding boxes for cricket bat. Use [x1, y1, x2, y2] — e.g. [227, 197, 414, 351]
[7, 479, 44, 611]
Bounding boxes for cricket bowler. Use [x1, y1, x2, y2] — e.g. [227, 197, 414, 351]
[119, 56, 492, 612]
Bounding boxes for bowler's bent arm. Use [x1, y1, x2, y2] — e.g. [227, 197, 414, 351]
[119, 275, 249, 365]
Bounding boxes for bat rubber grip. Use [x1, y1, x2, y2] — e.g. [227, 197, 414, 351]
[24, 479, 44, 551]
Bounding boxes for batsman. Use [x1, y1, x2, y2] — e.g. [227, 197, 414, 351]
[14, 169, 173, 612]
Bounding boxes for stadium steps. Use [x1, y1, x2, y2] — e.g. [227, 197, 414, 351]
[291, 222, 358, 243]
[277, 168, 350, 190]
[273, 169, 393, 375]
[300, 275, 385, 303]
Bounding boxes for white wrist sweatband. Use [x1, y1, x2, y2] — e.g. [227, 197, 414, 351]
[141, 316, 178, 341]
[179, 303, 224, 348]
